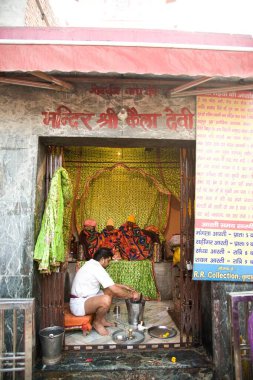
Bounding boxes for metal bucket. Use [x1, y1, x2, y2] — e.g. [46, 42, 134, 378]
[39, 326, 64, 365]
[125, 299, 145, 327]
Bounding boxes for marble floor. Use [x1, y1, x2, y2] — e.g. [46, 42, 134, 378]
[65, 299, 180, 348]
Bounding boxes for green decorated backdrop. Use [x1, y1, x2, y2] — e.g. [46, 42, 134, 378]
[63, 146, 180, 250]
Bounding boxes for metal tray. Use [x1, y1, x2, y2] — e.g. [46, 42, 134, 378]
[112, 329, 145, 345]
[147, 326, 177, 339]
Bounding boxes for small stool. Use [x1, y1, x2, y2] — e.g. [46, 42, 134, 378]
[64, 303, 93, 335]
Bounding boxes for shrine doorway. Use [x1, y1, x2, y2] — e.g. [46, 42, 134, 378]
[35, 136, 200, 351]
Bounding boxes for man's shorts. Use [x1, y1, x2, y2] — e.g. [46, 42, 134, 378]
[70, 291, 103, 316]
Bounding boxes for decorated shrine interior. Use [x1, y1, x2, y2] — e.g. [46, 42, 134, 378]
[63, 145, 181, 248]
[36, 140, 194, 350]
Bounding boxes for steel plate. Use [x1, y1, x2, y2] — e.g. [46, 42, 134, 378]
[147, 326, 177, 339]
[112, 329, 145, 345]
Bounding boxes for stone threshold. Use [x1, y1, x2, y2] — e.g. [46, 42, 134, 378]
[33, 347, 214, 379]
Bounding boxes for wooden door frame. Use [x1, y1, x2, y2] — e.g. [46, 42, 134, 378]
[179, 146, 201, 346]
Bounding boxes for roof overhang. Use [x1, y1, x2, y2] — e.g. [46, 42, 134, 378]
[0, 27, 253, 95]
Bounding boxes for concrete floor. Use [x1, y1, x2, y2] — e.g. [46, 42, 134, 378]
[64, 299, 179, 349]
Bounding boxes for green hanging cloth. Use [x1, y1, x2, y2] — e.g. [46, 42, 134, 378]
[34, 167, 73, 274]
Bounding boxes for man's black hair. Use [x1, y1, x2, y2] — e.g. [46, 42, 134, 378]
[93, 247, 113, 261]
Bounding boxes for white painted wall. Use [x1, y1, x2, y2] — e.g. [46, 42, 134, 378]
[0, 0, 27, 26]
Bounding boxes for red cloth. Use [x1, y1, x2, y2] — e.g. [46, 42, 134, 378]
[118, 223, 152, 260]
[98, 228, 120, 248]
[79, 228, 99, 259]
[98, 228, 122, 260]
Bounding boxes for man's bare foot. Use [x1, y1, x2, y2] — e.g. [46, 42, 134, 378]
[93, 321, 109, 336]
[101, 319, 114, 327]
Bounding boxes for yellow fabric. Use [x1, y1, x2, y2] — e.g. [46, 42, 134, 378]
[173, 247, 181, 266]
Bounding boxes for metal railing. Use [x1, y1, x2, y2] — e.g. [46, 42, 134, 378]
[228, 291, 253, 380]
[0, 298, 35, 380]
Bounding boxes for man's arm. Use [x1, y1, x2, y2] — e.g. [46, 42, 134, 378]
[106, 284, 140, 300]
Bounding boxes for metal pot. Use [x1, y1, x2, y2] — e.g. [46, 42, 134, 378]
[125, 298, 145, 327]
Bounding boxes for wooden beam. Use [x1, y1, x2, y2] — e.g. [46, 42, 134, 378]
[58, 76, 186, 86]
[2, 73, 245, 89]
[30, 71, 74, 91]
[170, 77, 214, 94]
[0, 77, 70, 91]
[170, 83, 253, 97]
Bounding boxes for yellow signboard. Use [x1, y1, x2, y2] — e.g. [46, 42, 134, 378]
[193, 92, 253, 282]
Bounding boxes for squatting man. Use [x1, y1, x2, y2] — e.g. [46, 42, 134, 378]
[70, 247, 141, 336]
